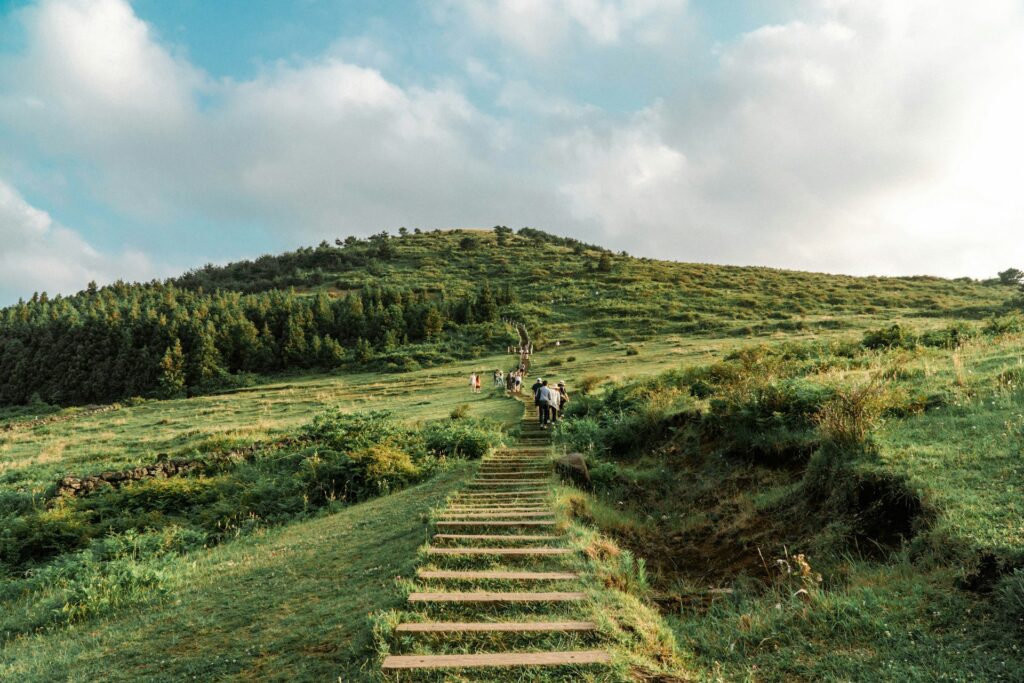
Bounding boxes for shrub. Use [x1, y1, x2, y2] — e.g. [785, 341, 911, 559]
[985, 313, 1024, 335]
[579, 375, 604, 395]
[450, 403, 470, 420]
[349, 445, 420, 494]
[625, 346, 640, 356]
[863, 324, 918, 350]
[814, 383, 888, 452]
[0, 527, 204, 636]
[920, 322, 977, 349]
[302, 410, 406, 452]
[421, 419, 503, 459]
[555, 416, 603, 454]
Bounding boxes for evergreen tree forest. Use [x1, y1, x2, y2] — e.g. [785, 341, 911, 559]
[0, 281, 512, 406]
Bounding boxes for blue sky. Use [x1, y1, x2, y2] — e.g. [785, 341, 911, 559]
[1, 0, 1023, 304]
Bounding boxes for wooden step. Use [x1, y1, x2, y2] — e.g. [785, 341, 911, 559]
[408, 591, 587, 603]
[468, 483, 552, 489]
[417, 570, 580, 580]
[455, 494, 547, 499]
[468, 482, 548, 488]
[395, 621, 596, 633]
[445, 507, 549, 512]
[439, 511, 552, 519]
[382, 650, 611, 670]
[453, 496, 547, 501]
[446, 508, 550, 513]
[433, 534, 558, 541]
[435, 520, 557, 527]
[426, 546, 571, 556]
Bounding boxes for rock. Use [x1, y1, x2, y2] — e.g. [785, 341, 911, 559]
[556, 452, 592, 490]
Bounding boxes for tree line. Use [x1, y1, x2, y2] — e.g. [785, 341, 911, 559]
[0, 281, 512, 406]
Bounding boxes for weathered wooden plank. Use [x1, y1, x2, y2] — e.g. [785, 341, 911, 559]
[416, 569, 580, 580]
[394, 621, 596, 633]
[407, 591, 587, 603]
[425, 546, 572, 556]
[381, 650, 611, 669]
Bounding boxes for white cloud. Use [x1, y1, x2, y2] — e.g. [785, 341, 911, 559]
[0, 180, 162, 301]
[0, 0, 555, 239]
[438, 0, 691, 58]
[554, 0, 1024, 275]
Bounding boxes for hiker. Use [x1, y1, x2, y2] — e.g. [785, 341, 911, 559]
[532, 377, 546, 424]
[474, 373, 482, 393]
[514, 372, 522, 394]
[535, 379, 552, 427]
[469, 373, 477, 394]
[557, 381, 570, 418]
[494, 369, 502, 387]
[547, 380, 561, 424]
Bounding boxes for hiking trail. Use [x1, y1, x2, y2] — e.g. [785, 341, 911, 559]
[380, 390, 613, 677]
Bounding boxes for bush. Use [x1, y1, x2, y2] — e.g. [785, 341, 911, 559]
[579, 375, 604, 395]
[920, 322, 977, 349]
[349, 444, 420, 494]
[0, 527, 205, 636]
[421, 419, 503, 459]
[863, 324, 918, 350]
[450, 403, 470, 420]
[625, 346, 640, 356]
[555, 416, 603, 454]
[814, 383, 888, 452]
[986, 313, 1024, 335]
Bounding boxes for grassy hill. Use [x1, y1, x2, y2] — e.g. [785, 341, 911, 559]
[2, 228, 1023, 681]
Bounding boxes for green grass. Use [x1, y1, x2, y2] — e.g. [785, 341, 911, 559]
[548, 326, 1024, 681]
[4, 229, 1024, 681]
[0, 353, 525, 493]
[0, 464, 474, 682]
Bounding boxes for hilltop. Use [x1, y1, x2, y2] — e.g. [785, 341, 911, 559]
[0, 227, 1013, 410]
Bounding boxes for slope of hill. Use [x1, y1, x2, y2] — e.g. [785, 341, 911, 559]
[2, 228, 1023, 681]
[0, 227, 1013, 408]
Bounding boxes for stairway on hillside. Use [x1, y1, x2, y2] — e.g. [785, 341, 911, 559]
[380, 403, 612, 678]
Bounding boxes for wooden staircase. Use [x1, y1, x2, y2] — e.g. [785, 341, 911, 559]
[380, 402, 613, 676]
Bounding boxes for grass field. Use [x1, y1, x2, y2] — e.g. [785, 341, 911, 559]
[0, 465, 474, 681]
[4, 230, 1024, 681]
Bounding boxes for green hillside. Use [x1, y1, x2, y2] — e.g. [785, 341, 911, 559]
[2, 228, 1023, 681]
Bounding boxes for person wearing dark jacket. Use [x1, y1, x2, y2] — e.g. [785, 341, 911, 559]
[532, 378, 545, 425]
[536, 380, 553, 427]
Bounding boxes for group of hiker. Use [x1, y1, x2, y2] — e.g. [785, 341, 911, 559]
[506, 344, 534, 355]
[469, 325, 568, 427]
[503, 369, 525, 394]
[531, 378, 568, 428]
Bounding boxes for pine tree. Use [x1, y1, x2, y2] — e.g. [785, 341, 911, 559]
[282, 314, 308, 365]
[188, 322, 223, 386]
[476, 283, 498, 321]
[159, 339, 186, 397]
[354, 337, 374, 363]
[422, 305, 444, 339]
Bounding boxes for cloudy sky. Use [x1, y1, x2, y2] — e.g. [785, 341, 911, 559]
[1, 0, 1023, 303]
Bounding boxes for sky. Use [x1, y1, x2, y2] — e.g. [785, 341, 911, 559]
[1, 0, 1024, 304]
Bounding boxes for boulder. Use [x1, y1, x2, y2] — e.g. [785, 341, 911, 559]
[556, 452, 592, 490]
